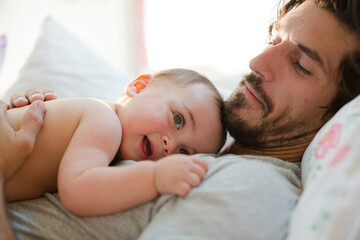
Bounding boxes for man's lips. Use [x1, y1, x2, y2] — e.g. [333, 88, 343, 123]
[139, 136, 155, 160]
[244, 84, 263, 105]
[244, 84, 269, 115]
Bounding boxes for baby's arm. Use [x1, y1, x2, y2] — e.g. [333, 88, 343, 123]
[57, 103, 160, 217]
[60, 144, 207, 217]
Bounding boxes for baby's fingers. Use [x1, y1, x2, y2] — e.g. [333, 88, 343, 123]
[176, 182, 191, 197]
[185, 172, 203, 188]
[191, 156, 208, 177]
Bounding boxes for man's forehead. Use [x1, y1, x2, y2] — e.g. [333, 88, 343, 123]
[278, 1, 312, 29]
[276, 1, 352, 76]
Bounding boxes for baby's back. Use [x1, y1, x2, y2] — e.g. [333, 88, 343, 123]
[4, 98, 119, 201]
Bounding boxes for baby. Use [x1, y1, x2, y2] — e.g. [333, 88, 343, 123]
[5, 68, 226, 217]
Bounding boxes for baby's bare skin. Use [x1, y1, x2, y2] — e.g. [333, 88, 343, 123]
[5, 98, 121, 201]
[4, 96, 209, 217]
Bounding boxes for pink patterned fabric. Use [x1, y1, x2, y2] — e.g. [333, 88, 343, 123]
[287, 94, 360, 240]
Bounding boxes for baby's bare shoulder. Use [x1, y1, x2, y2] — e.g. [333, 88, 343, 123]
[73, 98, 121, 132]
[46, 97, 122, 152]
[48, 97, 111, 109]
[73, 98, 122, 152]
[43, 97, 118, 129]
[47, 97, 115, 117]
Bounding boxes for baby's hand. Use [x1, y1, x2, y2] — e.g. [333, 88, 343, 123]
[154, 154, 208, 197]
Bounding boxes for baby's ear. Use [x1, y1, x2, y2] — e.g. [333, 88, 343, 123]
[125, 74, 153, 97]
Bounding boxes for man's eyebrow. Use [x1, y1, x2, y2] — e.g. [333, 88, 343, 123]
[184, 104, 196, 130]
[296, 43, 324, 67]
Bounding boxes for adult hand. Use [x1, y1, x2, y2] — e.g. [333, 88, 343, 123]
[10, 89, 57, 108]
[0, 100, 46, 181]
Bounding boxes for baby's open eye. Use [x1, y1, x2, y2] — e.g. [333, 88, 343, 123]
[179, 148, 189, 155]
[173, 113, 183, 129]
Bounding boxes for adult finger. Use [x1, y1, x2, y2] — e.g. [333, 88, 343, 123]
[0, 101, 13, 153]
[0, 101, 9, 127]
[15, 101, 46, 153]
[0, 100, 7, 112]
[43, 90, 57, 101]
[25, 89, 44, 103]
[10, 94, 29, 108]
[1, 100, 10, 110]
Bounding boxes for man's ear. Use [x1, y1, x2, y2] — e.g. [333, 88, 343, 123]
[125, 74, 153, 97]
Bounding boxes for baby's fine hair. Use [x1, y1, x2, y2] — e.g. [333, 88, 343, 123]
[153, 68, 227, 152]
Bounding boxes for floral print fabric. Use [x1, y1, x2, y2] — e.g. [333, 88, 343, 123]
[287, 94, 360, 240]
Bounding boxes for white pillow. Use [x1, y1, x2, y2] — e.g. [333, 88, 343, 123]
[287, 94, 360, 240]
[0, 17, 131, 102]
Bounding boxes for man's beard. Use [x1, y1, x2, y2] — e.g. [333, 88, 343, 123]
[224, 72, 308, 149]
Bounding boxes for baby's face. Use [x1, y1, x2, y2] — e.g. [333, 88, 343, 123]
[118, 83, 223, 161]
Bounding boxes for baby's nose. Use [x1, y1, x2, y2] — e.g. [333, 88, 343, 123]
[162, 135, 175, 156]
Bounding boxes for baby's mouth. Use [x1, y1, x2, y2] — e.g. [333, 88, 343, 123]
[142, 136, 153, 157]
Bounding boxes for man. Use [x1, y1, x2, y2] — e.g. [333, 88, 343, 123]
[1, 0, 359, 239]
[224, 0, 360, 162]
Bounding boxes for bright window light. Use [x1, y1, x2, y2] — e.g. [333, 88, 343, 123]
[144, 0, 279, 77]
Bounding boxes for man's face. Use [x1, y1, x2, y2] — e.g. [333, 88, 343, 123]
[225, 1, 356, 148]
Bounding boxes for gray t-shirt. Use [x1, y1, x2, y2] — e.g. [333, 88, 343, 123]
[8, 154, 301, 240]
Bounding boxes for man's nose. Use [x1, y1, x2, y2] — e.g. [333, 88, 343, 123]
[162, 135, 175, 156]
[249, 40, 288, 83]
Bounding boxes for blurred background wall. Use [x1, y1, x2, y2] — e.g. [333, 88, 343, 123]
[0, 0, 279, 93]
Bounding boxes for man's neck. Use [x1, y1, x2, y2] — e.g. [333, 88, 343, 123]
[226, 132, 317, 162]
